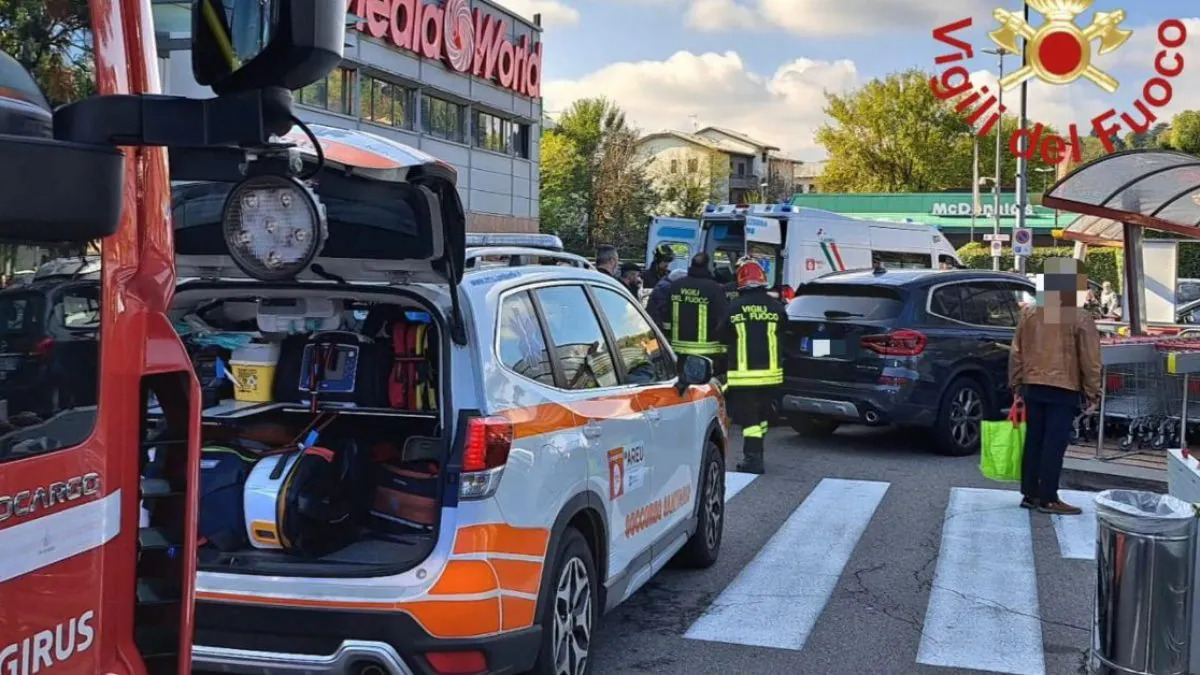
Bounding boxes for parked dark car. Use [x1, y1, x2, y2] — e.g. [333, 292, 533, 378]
[0, 278, 101, 418]
[779, 268, 1035, 456]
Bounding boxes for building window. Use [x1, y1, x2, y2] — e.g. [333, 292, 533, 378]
[297, 67, 352, 115]
[515, 123, 531, 159]
[670, 159, 679, 174]
[422, 94, 465, 143]
[473, 110, 511, 154]
[360, 74, 410, 128]
[736, 160, 746, 177]
[687, 158, 699, 173]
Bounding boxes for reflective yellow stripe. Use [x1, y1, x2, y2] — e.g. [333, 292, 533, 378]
[767, 320, 778, 372]
[671, 300, 680, 345]
[735, 323, 748, 372]
[727, 369, 783, 387]
[744, 423, 767, 438]
[698, 303, 708, 343]
[674, 341, 726, 355]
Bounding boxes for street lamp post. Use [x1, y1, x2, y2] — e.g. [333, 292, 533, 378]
[1035, 166, 1058, 230]
[1014, 2, 1031, 274]
[983, 47, 1009, 271]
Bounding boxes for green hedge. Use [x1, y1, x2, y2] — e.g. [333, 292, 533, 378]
[956, 242, 1125, 291]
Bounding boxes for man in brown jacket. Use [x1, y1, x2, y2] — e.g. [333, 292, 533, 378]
[1008, 258, 1103, 515]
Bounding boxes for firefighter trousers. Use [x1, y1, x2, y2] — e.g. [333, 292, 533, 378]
[726, 386, 776, 474]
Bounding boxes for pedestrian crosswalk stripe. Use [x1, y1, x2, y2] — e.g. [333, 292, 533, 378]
[1051, 490, 1098, 561]
[917, 488, 1046, 675]
[723, 471, 758, 503]
[684, 478, 889, 651]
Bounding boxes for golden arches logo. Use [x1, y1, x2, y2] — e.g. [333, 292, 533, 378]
[989, 0, 1132, 93]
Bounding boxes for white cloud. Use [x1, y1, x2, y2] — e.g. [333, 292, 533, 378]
[491, 0, 580, 27]
[543, 51, 859, 160]
[685, 0, 757, 32]
[664, 0, 994, 36]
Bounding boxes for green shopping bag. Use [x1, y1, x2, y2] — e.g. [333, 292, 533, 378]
[980, 402, 1025, 482]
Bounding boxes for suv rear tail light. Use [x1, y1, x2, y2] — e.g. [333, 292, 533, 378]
[460, 416, 513, 500]
[33, 336, 53, 360]
[860, 330, 927, 357]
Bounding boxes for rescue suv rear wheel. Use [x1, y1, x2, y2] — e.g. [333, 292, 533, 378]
[676, 441, 724, 568]
[532, 528, 597, 675]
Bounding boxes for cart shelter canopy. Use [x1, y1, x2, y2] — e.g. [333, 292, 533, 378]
[1044, 150, 1200, 241]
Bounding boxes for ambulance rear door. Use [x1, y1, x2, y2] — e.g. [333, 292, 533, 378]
[646, 217, 700, 272]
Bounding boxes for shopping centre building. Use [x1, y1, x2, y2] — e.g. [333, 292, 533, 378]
[791, 192, 1064, 248]
[150, 0, 543, 233]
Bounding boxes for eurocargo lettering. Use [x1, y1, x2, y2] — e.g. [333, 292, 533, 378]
[349, 0, 543, 98]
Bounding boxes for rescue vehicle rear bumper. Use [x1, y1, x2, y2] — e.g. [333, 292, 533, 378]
[194, 600, 542, 675]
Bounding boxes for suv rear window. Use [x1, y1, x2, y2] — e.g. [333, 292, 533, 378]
[788, 285, 906, 321]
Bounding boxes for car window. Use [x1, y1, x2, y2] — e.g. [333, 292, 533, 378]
[591, 287, 674, 385]
[788, 285, 906, 320]
[958, 284, 1022, 327]
[497, 291, 555, 387]
[0, 293, 43, 335]
[874, 251, 932, 269]
[57, 286, 101, 328]
[534, 285, 619, 390]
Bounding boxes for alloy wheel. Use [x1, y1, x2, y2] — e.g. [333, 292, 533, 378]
[704, 460, 723, 551]
[552, 557, 592, 675]
[949, 387, 983, 449]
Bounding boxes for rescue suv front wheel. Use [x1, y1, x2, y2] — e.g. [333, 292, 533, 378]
[533, 528, 597, 675]
[676, 441, 724, 568]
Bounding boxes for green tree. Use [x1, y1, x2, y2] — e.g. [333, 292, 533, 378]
[817, 69, 1056, 193]
[1166, 111, 1200, 155]
[539, 98, 656, 256]
[538, 131, 587, 251]
[0, 0, 94, 105]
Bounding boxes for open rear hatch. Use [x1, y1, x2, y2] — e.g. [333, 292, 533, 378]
[169, 123, 466, 291]
[161, 126, 467, 578]
[784, 283, 912, 383]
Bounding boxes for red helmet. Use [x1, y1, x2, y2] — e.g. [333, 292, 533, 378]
[736, 259, 767, 289]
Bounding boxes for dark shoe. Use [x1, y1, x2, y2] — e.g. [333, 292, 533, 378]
[1038, 500, 1083, 515]
[1020, 496, 1039, 509]
[736, 462, 764, 475]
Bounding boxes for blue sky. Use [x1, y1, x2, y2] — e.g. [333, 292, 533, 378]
[497, 0, 1200, 159]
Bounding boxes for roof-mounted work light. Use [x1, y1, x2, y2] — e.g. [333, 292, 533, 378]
[222, 174, 326, 281]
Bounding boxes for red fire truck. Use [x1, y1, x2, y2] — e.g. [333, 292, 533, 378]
[0, 1, 344, 672]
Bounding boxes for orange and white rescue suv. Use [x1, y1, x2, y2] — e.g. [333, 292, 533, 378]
[0, 2, 730, 675]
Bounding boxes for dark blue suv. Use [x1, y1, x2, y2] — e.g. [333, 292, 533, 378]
[780, 268, 1035, 456]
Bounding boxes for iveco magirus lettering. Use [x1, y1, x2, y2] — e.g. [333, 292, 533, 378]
[0, 610, 95, 675]
[0, 473, 101, 523]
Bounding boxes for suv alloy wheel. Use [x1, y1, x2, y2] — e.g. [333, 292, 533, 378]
[934, 377, 985, 456]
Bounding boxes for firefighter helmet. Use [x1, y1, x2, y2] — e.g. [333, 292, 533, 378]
[736, 259, 767, 289]
[653, 244, 675, 263]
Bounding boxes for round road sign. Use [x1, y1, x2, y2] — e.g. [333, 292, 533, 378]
[1015, 229, 1031, 245]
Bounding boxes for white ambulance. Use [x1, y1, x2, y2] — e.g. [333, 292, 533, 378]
[646, 204, 962, 298]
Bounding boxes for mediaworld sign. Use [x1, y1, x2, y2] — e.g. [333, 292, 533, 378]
[931, 202, 1039, 218]
[350, 0, 544, 99]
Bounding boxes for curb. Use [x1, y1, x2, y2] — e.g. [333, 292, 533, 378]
[1061, 457, 1168, 493]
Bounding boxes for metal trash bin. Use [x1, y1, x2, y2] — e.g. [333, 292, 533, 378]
[1092, 490, 1197, 675]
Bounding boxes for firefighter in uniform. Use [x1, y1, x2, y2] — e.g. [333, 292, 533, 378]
[718, 259, 785, 474]
[657, 252, 728, 369]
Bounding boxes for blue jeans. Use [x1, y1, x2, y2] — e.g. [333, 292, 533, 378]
[1021, 384, 1081, 502]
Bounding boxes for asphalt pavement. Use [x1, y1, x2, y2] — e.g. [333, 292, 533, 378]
[589, 426, 1098, 675]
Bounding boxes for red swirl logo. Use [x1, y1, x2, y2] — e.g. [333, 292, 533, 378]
[443, 0, 475, 73]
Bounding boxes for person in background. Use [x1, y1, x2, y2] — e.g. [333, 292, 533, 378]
[655, 252, 727, 367]
[619, 262, 643, 296]
[648, 268, 686, 332]
[642, 245, 675, 290]
[1099, 281, 1120, 318]
[718, 259, 785, 474]
[595, 244, 620, 279]
[714, 265, 739, 303]
[1009, 257, 1102, 515]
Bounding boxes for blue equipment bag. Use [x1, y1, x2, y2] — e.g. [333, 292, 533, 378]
[198, 445, 257, 551]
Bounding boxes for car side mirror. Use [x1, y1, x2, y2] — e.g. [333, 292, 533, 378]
[192, 0, 345, 96]
[677, 355, 713, 394]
